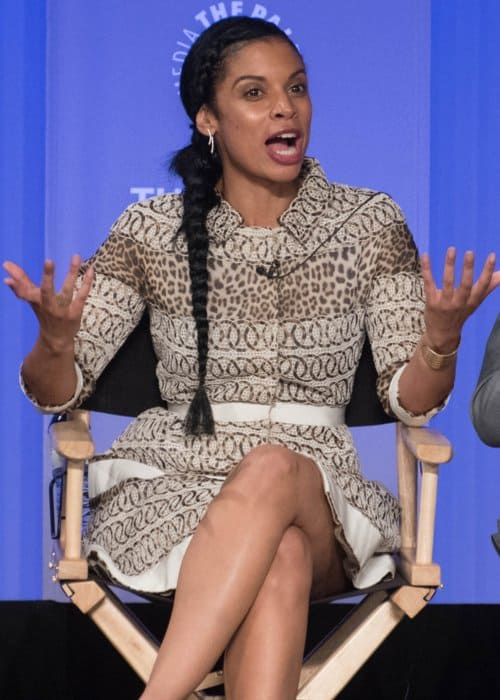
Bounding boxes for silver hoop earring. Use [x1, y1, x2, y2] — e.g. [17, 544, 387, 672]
[207, 129, 215, 155]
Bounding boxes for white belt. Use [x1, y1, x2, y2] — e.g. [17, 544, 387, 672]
[169, 401, 345, 427]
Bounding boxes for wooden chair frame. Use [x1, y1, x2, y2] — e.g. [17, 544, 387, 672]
[50, 409, 452, 700]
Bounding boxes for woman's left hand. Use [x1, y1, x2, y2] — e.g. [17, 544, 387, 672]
[421, 247, 500, 352]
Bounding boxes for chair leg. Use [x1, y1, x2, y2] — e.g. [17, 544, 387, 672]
[61, 579, 434, 699]
[62, 580, 159, 682]
[297, 591, 405, 699]
[61, 579, 226, 696]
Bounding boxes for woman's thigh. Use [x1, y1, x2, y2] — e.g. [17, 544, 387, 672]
[223, 444, 349, 599]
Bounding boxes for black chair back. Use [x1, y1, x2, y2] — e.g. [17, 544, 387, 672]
[82, 312, 393, 427]
[81, 312, 166, 416]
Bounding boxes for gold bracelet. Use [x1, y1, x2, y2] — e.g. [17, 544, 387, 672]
[421, 343, 459, 371]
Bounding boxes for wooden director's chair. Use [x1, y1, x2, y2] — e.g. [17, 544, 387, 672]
[50, 312, 452, 699]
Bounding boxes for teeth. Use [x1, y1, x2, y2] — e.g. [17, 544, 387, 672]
[277, 132, 296, 139]
[275, 145, 298, 155]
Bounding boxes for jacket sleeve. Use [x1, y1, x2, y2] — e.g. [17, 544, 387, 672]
[364, 194, 449, 425]
[471, 314, 500, 446]
[21, 203, 148, 413]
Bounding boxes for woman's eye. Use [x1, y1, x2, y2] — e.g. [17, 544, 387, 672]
[244, 87, 263, 98]
[290, 83, 307, 95]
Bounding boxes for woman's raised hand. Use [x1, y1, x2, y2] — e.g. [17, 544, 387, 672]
[420, 248, 500, 352]
[3, 255, 93, 352]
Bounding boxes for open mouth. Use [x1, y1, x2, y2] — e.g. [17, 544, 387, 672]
[265, 131, 300, 155]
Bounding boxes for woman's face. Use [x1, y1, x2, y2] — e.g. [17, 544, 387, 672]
[199, 38, 312, 190]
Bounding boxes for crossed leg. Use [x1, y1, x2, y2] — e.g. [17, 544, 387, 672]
[140, 444, 349, 700]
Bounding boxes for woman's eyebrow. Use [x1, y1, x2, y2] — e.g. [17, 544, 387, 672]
[232, 74, 266, 88]
[232, 68, 306, 89]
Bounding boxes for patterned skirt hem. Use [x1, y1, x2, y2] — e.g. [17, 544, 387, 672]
[84, 456, 395, 594]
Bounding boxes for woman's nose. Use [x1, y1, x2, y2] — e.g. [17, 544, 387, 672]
[271, 94, 296, 119]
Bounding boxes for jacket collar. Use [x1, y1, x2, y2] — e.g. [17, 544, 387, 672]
[206, 158, 331, 245]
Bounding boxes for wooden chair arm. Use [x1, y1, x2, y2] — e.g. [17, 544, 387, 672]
[396, 423, 453, 586]
[50, 410, 94, 460]
[50, 410, 93, 581]
[399, 425, 453, 464]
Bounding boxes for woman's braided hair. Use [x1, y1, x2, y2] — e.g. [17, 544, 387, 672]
[170, 17, 299, 435]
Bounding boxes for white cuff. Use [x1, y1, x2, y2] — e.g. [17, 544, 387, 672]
[388, 364, 450, 426]
[19, 362, 84, 414]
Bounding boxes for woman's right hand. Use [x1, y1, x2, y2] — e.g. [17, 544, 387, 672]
[3, 254, 94, 353]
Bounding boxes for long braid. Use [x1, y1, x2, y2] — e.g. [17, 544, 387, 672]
[171, 130, 221, 434]
[170, 17, 300, 435]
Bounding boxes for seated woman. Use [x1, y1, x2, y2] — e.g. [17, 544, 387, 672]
[4, 16, 500, 700]
[471, 314, 500, 446]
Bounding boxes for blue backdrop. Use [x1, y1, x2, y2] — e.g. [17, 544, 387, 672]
[1, 0, 498, 602]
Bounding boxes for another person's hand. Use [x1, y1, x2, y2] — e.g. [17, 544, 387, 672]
[421, 248, 500, 353]
[3, 255, 93, 352]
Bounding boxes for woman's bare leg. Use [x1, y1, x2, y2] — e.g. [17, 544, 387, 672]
[224, 526, 347, 700]
[140, 445, 346, 700]
[223, 526, 312, 700]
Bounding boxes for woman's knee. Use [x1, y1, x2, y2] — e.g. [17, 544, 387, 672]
[241, 443, 297, 475]
[234, 443, 301, 493]
[221, 444, 298, 502]
[224, 444, 324, 513]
